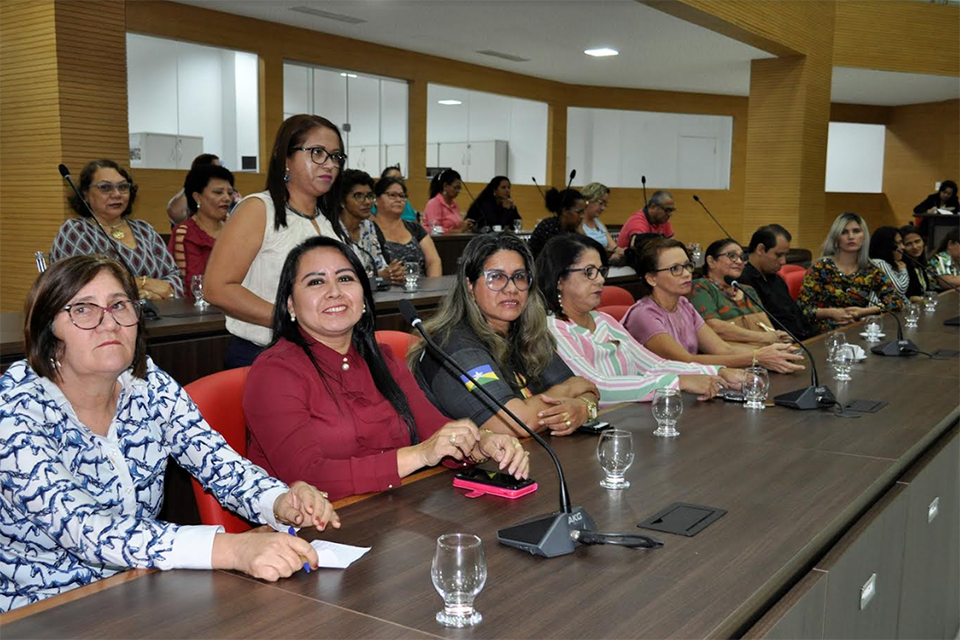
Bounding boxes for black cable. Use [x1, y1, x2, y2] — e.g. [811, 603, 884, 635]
[825, 400, 862, 419]
[571, 530, 663, 549]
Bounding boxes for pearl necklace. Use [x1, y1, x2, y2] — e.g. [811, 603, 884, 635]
[341, 356, 350, 371]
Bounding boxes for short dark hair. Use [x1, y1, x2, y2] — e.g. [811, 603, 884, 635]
[703, 238, 742, 278]
[25, 255, 147, 381]
[68, 159, 138, 218]
[184, 164, 235, 214]
[429, 169, 462, 199]
[869, 225, 902, 267]
[749, 224, 792, 253]
[536, 234, 609, 320]
[374, 176, 407, 198]
[380, 164, 402, 179]
[191, 153, 220, 169]
[627, 238, 689, 298]
[340, 169, 375, 199]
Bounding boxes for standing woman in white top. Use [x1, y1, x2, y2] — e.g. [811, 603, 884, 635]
[205, 115, 346, 367]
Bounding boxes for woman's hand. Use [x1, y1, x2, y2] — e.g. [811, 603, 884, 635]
[774, 330, 792, 343]
[537, 395, 588, 436]
[677, 375, 723, 401]
[212, 530, 318, 582]
[379, 260, 406, 284]
[477, 432, 530, 479]
[755, 343, 805, 373]
[416, 419, 481, 467]
[717, 367, 747, 390]
[141, 277, 175, 299]
[273, 481, 340, 531]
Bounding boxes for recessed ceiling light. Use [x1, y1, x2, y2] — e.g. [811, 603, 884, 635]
[584, 48, 619, 57]
[437, 99, 462, 106]
[340, 73, 358, 78]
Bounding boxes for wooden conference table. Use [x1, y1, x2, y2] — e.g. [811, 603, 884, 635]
[2, 294, 957, 639]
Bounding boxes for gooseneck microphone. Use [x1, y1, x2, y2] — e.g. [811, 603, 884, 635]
[693, 195, 735, 241]
[641, 175, 648, 209]
[532, 176, 546, 202]
[902, 252, 960, 325]
[565, 169, 577, 192]
[724, 276, 836, 410]
[399, 300, 662, 556]
[845, 289, 919, 357]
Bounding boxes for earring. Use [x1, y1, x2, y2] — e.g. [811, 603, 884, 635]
[557, 291, 563, 312]
[283, 170, 291, 184]
[362, 303, 367, 314]
[289, 311, 297, 322]
[195, 199, 201, 208]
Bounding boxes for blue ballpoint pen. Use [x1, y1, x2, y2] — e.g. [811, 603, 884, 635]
[288, 526, 312, 573]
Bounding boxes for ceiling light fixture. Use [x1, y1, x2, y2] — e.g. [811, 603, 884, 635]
[340, 73, 358, 78]
[584, 48, 619, 57]
[437, 99, 462, 106]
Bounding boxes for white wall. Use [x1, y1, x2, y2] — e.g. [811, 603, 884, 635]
[127, 34, 178, 136]
[234, 51, 259, 170]
[566, 107, 733, 190]
[825, 122, 885, 193]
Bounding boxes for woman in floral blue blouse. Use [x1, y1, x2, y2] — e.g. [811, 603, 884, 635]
[0, 255, 340, 612]
[798, 212, 902, 332]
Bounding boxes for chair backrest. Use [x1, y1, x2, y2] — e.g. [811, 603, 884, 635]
[599, 285, 635, 307]
[782, 269, 806, 301]
[184, 367, 253, 534]
[779, 264, 805, 276]
[596, 304, 631, 322]
[375, 330, 416, 360]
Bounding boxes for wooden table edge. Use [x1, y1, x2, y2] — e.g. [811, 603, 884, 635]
[0, 569, 154, 624]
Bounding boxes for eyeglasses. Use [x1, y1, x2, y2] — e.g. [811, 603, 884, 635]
[350, 192, 377, 204]
[653, 204, 676, 215]
[590, 200, 608, 209]
[382, 191, 407, 201]
[719, 251, 744, 263]
[482, 269, 531, 292]
[62, 299, 141, 330]
[566, 265, 609, 280]
[655, 262, 696, 277]
[92, 182, 131, 195]
[293, 146, 347, 167]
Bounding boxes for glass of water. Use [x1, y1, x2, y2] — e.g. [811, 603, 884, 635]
[191, 274, 206, 307]
[512, 219, 523, 233]
[403, 262, 420, 292]
[863, 316, 882, 342]
[652, 387, 683, 437]
[431, 224, 445, 236]
[825, 331, 847, 363]
[924, 291, 938, 311]
[833, 345, 855, 381]
[431, 533, 486, 628]
[689, 243, 702, 265]
[597, 429, 634, 489]
[743, 366, 769, 410]
[904, 303, 920, 328]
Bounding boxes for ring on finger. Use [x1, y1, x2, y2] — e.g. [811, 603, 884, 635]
[512, 441, 522, 450]
[319, 491, 328, 498]
[449, 434, 457, 444]
[564, 419, 572, 429]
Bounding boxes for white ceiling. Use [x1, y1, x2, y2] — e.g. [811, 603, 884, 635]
[173, 0, 959, 105]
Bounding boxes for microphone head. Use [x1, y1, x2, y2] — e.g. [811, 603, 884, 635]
[641, 175, 646, 184]
[398, 299, 420, 326]
[569, 169, 576, 181]
[723, 275, 738, 287]
[692, 194, 700, 202]
[58, 164, 70, 178]
[531, 176, 537, 183]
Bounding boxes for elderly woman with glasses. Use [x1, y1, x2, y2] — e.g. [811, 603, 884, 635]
[0, 255, 340, 612]
[373, 176, 442, 277]
[51, 159, 183, 301]
[689, 238, 792, 345]
[579, 182, 623, 260]
[409, 233, 600, 437]
[623, 239, 804, 374]
[536, 235, 742, 404]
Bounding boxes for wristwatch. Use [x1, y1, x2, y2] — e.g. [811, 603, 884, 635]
[579, 396, 598, 421]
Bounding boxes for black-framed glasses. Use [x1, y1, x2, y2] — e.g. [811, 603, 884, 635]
[652, 203, 676, 214]
[482, 269, 531, 292]
[566, 265, 609, 280]
[350, 192, 377, 204]
[92, 181, 131, 195]
[719, 251, 744, 263]
[655, 262, 695, 277]
[381, 190, 407, 201]
[293, 146, 347, 167]
[62, 299, 142, 329]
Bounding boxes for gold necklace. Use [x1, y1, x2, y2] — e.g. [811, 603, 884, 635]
[95, 217, 125, 240]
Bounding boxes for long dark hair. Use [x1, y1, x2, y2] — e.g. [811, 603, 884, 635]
[429, 169, 461, 199]
[271, 236, 417, 443]
[266, 114, 346, 238]
[869, 226, 902, 268]
[536, 234, 609, 320]
[467, 176, 509, 220]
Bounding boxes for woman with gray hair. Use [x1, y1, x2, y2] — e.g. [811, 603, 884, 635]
[409, 233, 600, 438]
[798, 212, 902, 332]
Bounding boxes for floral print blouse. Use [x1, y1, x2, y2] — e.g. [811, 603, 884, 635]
[798, 258, 902, 332]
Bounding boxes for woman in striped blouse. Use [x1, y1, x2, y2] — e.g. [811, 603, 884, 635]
[535, 235, 745, 404]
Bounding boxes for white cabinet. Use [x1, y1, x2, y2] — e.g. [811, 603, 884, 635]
[427, 140, 508, 181]
[129, 133, 203, 170]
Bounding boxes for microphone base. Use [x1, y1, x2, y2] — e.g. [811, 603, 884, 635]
[871, 339, 919, 357]
[774, 385, 836, 411]
[497, 507, 596, 558]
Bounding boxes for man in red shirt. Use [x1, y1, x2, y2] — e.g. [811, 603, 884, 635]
[616, 190, 676, 248]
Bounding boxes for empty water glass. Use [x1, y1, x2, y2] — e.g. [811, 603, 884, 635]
[512, 219, 523, 233]
[191, 275, 207, 307]
[403, 262, 420, 292]
[825, 331, 847, 363]
[743, 366, 769, 410]
[689, 243, 703, 265]
[833, 345, 855, 381]
[431, 224, 445, 236]
[904, 303, 920, 328]
[652, 387, 683, 437]
[924, 291, 938, 311]
[597, 429, 634, 489]
[863, 316, 882, 342]
[431, 533, 486, 628]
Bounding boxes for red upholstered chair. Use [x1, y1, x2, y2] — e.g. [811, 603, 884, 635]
[599, 285, 635, 307]
[596, 304, 631, 322]
[375, 330, 417, 360]
[185, 367, 254, 534]
[782, 269, 806, 301]
[779, 264, 805, 276]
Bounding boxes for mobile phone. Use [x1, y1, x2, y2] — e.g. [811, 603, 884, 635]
[576, 420, 612, 435]
[717, 388, 745, 402]
[453, 467, 537, 499]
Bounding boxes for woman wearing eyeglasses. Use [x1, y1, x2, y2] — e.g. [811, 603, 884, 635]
[204, 115, 346, 368]
[373, 177, 442, 277]
[689, 238, 792, 345]
[623, 239, 804, 374]
[537, 235, 741, 403]
[409, 234, 600, 437]
[0, 255, 340, 612]
[338, 169, 404, 284]
[51, 159, 183, 301]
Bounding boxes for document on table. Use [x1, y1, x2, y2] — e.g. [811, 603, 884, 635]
[310, 540, 371, 569]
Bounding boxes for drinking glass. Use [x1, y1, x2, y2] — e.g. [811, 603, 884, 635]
[652, 387, 683, 437]
[904, 303, 920, 328]
[512, 219, 523, 233]
[689, 243, 703, 265]
[596, 429, 634, 489]
[863, 316, 882, 342]
[431, 533, 486, 628]
[191, 275, 206, 307]
[924, 291, 938, 311]
[743, 366, 769, 410]
[403, 262, 420, 292]
[431, 224, 444, 236]
[833, 345, 855, 381]
[825, 331, 847, 363]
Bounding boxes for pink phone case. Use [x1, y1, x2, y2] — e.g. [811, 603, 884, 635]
[453, 477, 538, 499]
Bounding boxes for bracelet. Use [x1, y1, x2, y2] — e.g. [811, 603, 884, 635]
[469, 429, 493, 463]
[751, 349, 759, 367]
[140, 276, 147, 287]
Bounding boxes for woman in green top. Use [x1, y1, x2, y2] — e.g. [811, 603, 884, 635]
[689, 238, 792, 345]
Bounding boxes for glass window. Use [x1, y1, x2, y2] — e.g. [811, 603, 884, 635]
[426, 84, 547, 185]
[825, 122, 885, 193]
[283, 62, 408, 177]
[566, 107, 733, 190]
[126, 34, 259, 172]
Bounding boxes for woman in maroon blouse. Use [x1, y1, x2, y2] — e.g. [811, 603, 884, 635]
[243, 236, 530, 502]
